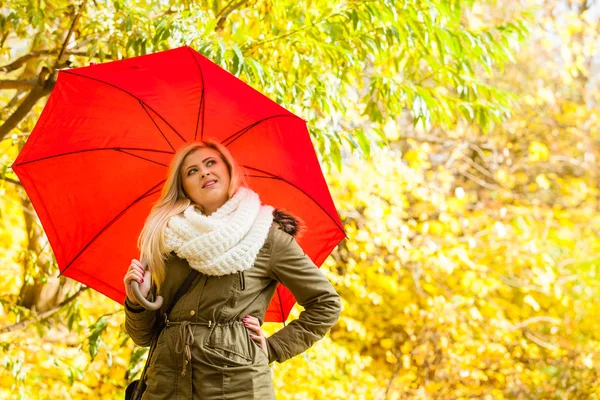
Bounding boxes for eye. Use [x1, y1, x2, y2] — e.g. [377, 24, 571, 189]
[206, 159, 216, 167]
[187, 167, 197, 176]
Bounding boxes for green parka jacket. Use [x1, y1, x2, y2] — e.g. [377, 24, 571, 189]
[124, 216, 342, 399]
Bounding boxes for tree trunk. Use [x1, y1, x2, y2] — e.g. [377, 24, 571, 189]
[16, 169, 77, 312]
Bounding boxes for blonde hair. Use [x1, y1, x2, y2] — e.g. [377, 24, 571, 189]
[137, 139, 246, 292]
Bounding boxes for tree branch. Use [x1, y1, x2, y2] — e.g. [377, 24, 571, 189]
[0, 32, 8, 50]
[215, 0, 250, 32]
[0, 175, 22, 186]
[4, 90, 27, 109]
[462, 155, 496, 180]
[151, 7, 176, 20]
[457, 168, 514, 196]
[384, 360, 402, 400]
[0, 0, 88, 141]
[512, 316, 562, 330]
[215, 0, 237, 19]
[0, 286, 88, 334]
[57, 0, 89, 64]
[0, 79, 37, 90]
[0, 68, 57, 141]
[524, 330, 557, 350]
[242, 8, 347, 51]
[0, 48, 102, 73]
[0, 50, 57, 73]
[408, 264, 426, 297]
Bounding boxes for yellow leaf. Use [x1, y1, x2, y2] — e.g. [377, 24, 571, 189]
[402, 354, 411, 369]
[524, 294, 540, 311]
[528, 141, 549, 162]
[386, 351, 398, 364]
[536, 174, 551, 189]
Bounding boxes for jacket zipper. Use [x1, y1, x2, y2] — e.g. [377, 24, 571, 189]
[239, 270, 246, 291]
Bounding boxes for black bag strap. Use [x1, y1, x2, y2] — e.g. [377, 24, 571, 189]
[162, 269, 200, 324]
[130, 269, 200, 400]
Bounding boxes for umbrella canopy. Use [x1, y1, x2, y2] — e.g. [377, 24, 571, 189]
[12, 46, 345, 322]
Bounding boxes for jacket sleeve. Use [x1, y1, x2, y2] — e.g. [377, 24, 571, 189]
[265, 228, 342, 364]
[124, 286, 159, 347]
[124, 254, 191, 347]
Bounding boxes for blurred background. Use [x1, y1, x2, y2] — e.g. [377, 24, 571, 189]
[0, 0, 599, 398]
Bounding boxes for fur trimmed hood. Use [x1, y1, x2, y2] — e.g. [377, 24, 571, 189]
[273, 209, 303, 238]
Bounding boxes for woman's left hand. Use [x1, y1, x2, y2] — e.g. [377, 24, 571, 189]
[243, 315, 268, 356]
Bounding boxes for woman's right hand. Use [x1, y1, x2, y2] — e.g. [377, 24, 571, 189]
[123, 259, 152, 305]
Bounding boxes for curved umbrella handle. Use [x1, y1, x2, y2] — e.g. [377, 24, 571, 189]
[130, 258, 164, 311]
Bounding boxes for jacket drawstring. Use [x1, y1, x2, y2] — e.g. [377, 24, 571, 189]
[174, 321, 195, 376]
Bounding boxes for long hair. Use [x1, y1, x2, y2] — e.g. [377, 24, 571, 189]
[137, 139, 246, 292]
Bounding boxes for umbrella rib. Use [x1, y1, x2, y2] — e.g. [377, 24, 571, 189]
[197, 93, 205, 141]
[117, 149, 169, 167]
[140, 187, 163, 200]
[139, 102, 176, 152]
[13, 147, 174, 167]
[242, 166, 345, 234]
[60, 179, 166, 275]
[222, 120, 264, 147]
[62, 70, 187, 145]
[186, 46, 206, 141]
[222, 114, 301, 147]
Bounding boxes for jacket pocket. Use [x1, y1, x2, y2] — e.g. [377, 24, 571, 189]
[204, 324, 253, 367]
[203, 344, 252, 367]
[248, 335, 269, 364]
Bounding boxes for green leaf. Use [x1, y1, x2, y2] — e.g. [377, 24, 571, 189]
[330, 138, 342, 172]
[355, 129, 371, 157]
[87, 315, 110, 361]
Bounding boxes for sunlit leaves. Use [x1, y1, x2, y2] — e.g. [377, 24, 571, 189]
[1, 0, 599, 398]
[3, 0, 528, 167]
[325, 141, 599, 397]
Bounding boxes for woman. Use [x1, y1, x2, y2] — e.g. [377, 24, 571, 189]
[123, 139, 342, 399]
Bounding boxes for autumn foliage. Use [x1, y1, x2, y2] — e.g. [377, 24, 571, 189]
[1, 0, 599, 399]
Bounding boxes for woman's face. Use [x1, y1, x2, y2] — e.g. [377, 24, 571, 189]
[180, 147, 231, 215]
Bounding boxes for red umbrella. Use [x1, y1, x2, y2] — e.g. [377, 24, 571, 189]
[12, 46, 345, 322]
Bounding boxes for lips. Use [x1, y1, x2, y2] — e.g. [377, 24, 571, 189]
[202, 179, 217, 188]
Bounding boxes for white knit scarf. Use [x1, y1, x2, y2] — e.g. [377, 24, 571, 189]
[164, 187, 274, 276]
